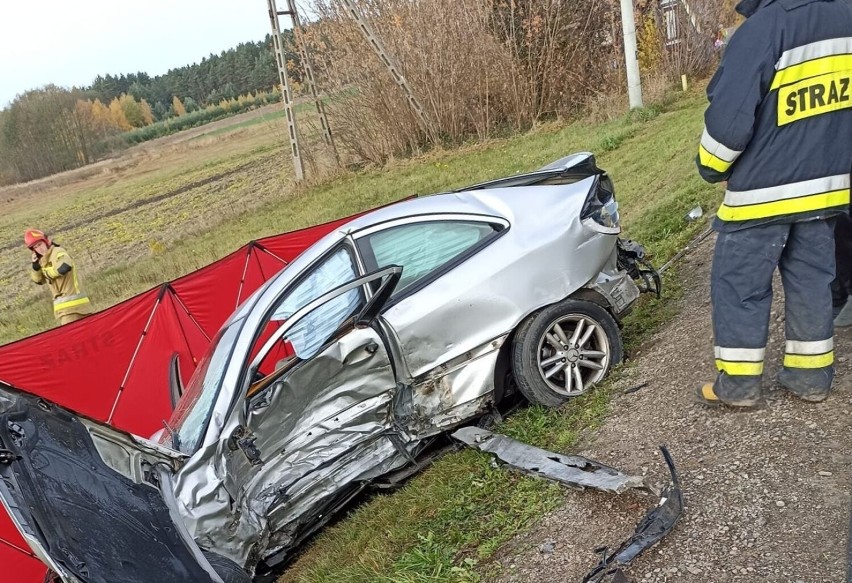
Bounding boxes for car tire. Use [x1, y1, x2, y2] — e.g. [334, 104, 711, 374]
[203, 551, 252, 583]
[512, 298, 622, 407]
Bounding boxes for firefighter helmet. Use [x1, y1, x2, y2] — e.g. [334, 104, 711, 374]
[24, 228, 50, 249]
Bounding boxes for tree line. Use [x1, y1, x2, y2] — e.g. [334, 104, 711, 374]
[85, 34, 297, 120]
[0, 34, 299, 185]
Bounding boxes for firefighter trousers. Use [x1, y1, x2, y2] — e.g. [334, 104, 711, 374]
[711, 219, 835, 401]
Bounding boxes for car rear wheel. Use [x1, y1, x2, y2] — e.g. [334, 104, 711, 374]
[203, 551, 252, 583]
[512, 298, 622, 407]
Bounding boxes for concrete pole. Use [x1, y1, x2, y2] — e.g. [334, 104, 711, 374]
[619, 0, 644, 109]
[286, 0, 340, 166]
[268, 0, 305, 182]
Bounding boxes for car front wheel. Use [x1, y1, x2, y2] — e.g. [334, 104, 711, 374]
[512, 298, 622, 407]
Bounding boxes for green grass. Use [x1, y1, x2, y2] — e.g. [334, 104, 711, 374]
[191, 101, 321, 140]
[192, 109, 286, 138]
[2, 84, 721, 582]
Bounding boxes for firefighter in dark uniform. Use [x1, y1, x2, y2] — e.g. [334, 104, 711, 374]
[696, 0, 852, 406]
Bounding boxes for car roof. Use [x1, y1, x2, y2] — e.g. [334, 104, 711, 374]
[230, 153, 601, 323]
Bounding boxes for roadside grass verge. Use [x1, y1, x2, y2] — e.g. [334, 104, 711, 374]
[2, 86, 720, 582]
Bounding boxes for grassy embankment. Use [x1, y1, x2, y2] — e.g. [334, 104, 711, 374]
[0, 87, 721, 582]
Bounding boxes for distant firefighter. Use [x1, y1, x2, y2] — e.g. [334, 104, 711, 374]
[25, 228, 93, 325]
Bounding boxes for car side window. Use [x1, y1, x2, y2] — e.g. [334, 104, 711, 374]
[264, 247, 363, 363]
[359, 221, 499, 295]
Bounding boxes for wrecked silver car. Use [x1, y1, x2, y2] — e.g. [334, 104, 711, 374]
[0, 153, 656, 582]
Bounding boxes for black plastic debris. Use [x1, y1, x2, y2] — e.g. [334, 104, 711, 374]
[581, 446, 683, 583]
[623, 381, 650, 395]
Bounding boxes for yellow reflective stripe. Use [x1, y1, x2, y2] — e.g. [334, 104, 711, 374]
[717, 189, 850, 222]
[53, 297, 91, 312]
[724, 175, 848, 207]
[771, 54, 852, 89]
[716, 359, 764, 376]
[698, 144, 734, 173]
[777, 70, 852, 125]
[783, 351, 834, 369]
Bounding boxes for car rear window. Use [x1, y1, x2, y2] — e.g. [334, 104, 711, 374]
[360, 220, 498, 294]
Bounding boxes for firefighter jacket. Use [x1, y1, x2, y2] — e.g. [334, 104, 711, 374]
[30, 244, 93, 319]
[696, 0, 852, 231]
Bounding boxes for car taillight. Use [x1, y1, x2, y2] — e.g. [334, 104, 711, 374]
[581, 174, 621, 233]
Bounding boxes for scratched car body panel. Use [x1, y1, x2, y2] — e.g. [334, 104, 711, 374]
[0, 153, 648, 582]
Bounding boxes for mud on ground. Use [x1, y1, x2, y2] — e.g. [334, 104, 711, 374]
[490, 234, 851, 583]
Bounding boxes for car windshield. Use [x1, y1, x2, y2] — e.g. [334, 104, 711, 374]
[167, 320, 244, 454]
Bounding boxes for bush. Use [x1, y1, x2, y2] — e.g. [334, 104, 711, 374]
[301, 0, 618, 164]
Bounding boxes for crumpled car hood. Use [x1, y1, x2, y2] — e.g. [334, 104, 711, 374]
[0, 384, 219, 583]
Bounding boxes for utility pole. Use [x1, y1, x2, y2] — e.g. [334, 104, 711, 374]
[335, 0, 432, 136]
[619, 0, 644, 109]
[267, 0, 304, 181]
[285, 0, 339, 165]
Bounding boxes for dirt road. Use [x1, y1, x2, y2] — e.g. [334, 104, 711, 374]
[492, 234, 851, 583]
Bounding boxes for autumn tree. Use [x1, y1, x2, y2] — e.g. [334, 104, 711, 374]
[118, 94, 147, 128]
[139, 99, 155, 125]
[108, 97, 132, 130]
[172, 95, 187, 116]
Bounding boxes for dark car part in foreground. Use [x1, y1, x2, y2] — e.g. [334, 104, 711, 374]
[582, 447, 683, 583]
[0, 392, 227, 583]
[451, 427, 652, 495]
[451, 431, 683, 583]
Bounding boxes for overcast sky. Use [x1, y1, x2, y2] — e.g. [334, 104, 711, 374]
[0, 1, 276, 108]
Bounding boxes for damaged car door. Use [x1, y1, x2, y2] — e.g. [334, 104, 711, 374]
[214, 249, 407, 568]
[352, 215, 511, 435]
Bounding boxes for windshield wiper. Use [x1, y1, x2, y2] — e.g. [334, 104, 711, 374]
[161, 419, 181, 451]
